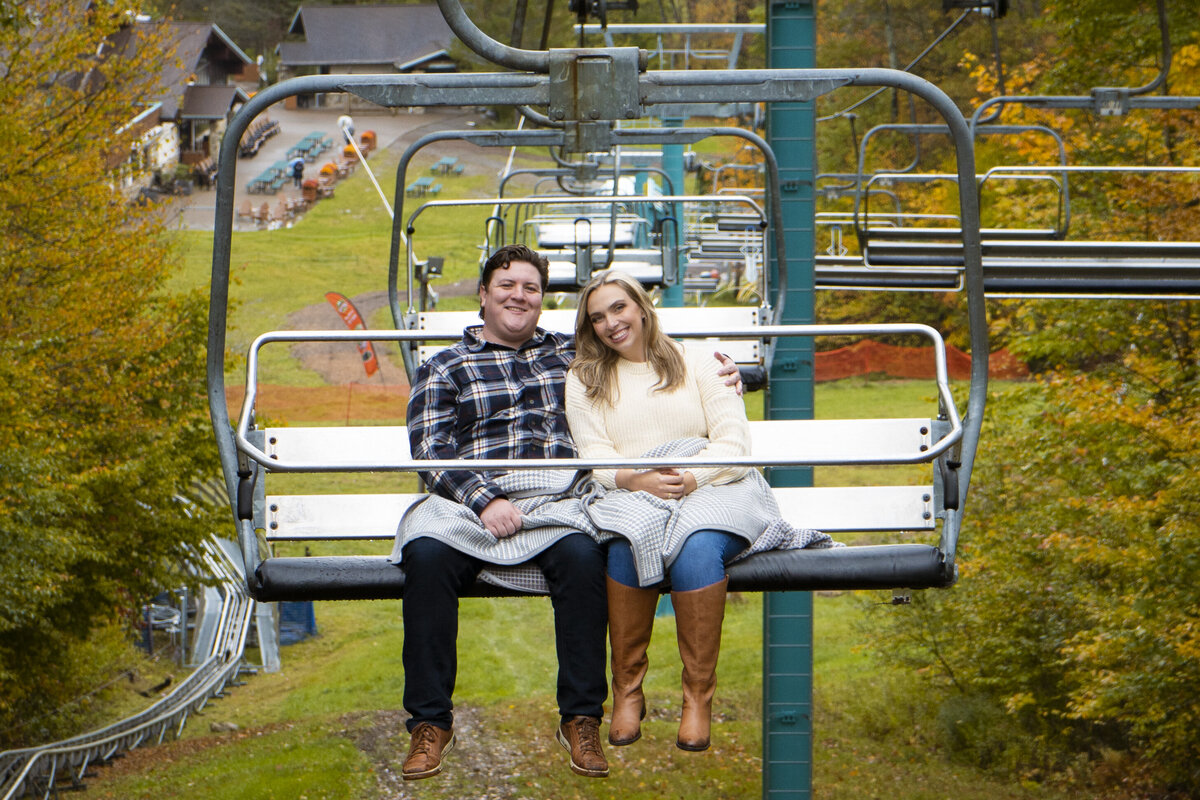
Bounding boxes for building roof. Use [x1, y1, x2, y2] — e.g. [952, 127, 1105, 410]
[156, 22, 254, 118]
[180, 84, 250, 120]
[108, 21, 254, 119]
[277, 4, 456, 69]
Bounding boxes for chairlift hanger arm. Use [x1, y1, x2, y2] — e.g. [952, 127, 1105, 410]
[386, 128, 565, 337]
[435, 0, 553, 73]
[634, 62, 991, 367]
[970, 92, 1200, 131]
[973, 0, 1172, 124]
[399, 192, 764, 322]
[854, 122, 1070, 244]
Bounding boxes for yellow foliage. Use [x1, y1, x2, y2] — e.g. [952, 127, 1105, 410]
[0, 0, 220, 747]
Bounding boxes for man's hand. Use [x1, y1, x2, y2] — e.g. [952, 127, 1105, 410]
[480, 497, 522, 538]
[713, 351, 744, 396]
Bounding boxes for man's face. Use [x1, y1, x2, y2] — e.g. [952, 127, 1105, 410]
[478, 259, 544, 349]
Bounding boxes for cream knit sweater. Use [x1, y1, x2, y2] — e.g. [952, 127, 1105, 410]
[565, 345, 751, 490]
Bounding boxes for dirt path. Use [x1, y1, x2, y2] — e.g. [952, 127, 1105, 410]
[88, 705, 530, 799]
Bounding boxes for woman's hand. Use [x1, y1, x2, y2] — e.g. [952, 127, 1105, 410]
[616, 468, 694, 500]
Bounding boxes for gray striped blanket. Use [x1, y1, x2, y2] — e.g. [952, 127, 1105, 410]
[389, 468, 597, 593]
[389, 438, 837, 594]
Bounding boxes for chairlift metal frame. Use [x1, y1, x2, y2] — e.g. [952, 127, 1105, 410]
[854, 122, 1070, 245]
[206, 0, 987, 609]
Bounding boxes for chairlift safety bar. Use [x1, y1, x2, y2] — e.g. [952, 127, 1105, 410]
[234, 323, 961, 473]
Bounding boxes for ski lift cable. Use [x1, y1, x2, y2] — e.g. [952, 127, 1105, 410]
[976, 0, 1172, 127]
[339, 118, 395, 222]
[818, 9, 972, 123]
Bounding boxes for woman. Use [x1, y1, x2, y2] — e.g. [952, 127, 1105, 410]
[564, 270, 759, 752]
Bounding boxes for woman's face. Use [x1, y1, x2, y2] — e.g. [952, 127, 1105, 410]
[586, 282, 646, 362]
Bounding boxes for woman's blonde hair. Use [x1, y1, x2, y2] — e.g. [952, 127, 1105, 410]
[571, 270, 686, 405]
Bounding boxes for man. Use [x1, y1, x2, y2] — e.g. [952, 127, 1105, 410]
[398, 244, 609, 781]
[397, 244, 742, 781]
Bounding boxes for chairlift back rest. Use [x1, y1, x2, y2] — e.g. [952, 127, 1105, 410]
[246, 417, 955, 602]
[862, 226, 1060, 241]
[866, 239, 1200, 268]
[530, 218, 643, 248]
[544, 248, 666, 290]
[411, 307, 762, 367]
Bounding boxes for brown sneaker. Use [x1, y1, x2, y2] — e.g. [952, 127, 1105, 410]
[402, 722, 455, 780]
[556, 716, 609, 778]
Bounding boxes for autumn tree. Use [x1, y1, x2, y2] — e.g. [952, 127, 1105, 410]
[862, 6, 1200, 792]
[0, 2, 219, 746]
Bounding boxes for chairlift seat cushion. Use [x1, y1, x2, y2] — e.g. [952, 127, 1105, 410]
[253, 544, 950, 602]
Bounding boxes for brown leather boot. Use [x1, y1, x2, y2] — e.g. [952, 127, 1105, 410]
[672, 576, 728, 751]
[402, 722, 455, 780]
[557, 716, 610, 777]
[606, 576, 659, 746]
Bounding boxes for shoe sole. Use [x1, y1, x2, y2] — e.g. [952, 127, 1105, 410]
[402, 733, 456, 780]
[556, 729, 610, 778]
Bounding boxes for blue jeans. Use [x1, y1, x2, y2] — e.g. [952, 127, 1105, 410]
[607, 529, 744, 592]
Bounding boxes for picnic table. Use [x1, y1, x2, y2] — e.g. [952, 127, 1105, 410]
[406, 176, 435, 196]
[431, 156, 459, 174]
[286, 132, 333, 163]
[247, 160, 289, 194]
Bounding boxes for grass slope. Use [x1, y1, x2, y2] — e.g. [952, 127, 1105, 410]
[87, 591, 1068, 799]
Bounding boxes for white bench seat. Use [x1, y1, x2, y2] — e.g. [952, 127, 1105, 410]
[242, 392, 956, 599]
[259, 418, 933, 468]
[257, 418, 940, 545]
[264, 485, 934, 543]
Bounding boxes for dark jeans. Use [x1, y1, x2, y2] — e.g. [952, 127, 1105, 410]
[401, 533, 608, 732]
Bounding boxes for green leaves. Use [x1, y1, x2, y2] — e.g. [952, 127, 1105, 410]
[875, 374, 1200, 788]
[0, 2, 221, 747]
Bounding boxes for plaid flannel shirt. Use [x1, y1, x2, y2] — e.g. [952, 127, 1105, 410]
[407, 325, 577, 515]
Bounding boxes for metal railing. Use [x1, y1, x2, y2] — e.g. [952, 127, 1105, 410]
[234, 323, 963, 473]
[0, 538, 253, 800]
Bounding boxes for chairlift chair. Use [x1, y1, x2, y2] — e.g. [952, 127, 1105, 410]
[205, 8, 987, 605]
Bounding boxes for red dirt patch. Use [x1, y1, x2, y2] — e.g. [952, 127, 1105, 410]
[226, 383, 410, 423]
